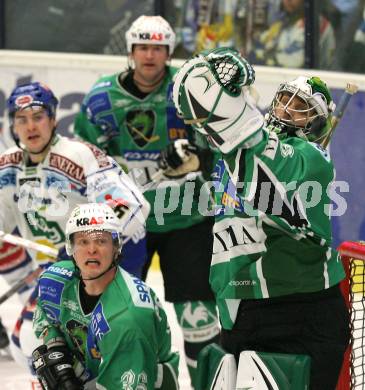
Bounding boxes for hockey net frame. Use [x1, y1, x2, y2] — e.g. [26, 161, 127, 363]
[337, 241, 365, 390]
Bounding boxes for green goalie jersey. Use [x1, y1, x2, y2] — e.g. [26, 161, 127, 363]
[33, 261, 179, 389]
[74, 67, 206, 232]
[211, 130, 346, 330]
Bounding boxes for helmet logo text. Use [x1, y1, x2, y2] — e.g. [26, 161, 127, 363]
[15, 95, 33, 107]
[76, 216, 104, 226]
[138, 32, 164, 42]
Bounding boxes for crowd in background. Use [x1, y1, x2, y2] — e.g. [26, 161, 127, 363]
[2, 0, 365, 74]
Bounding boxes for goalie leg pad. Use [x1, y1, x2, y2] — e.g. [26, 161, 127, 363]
[196, 343, 237, 390]
[236, 350, 311, 390]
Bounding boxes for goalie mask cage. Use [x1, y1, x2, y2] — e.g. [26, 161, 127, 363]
[337, 241, 365, 390]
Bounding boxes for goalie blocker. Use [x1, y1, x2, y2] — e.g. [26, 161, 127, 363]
[196, 343, 310, 390]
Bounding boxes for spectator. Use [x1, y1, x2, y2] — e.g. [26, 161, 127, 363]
[249, 0, 336, 68]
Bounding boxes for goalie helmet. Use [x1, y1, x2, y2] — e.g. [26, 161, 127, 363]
[125, 15, 176, 55]
[266, 76, 336, 142]
[65, 203, 123, 256]
[7, 82, 58, 120]
[172, 47, 264, 154]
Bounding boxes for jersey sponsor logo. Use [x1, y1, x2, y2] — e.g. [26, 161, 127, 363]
[49, 153, 86, 184]
[86, 91, 112, 116]
[91, 81, 112, 91]
[212, 217, 266, 264]
[83, 142, 112, 168]
[123, 270, 154, 309]
[47, 265, 73, 279]
[19, 176, 41, 186]
[91, 302, 110, 341]
[75, 216, 104, 226]
[125, 109, 159, 148]
[0, 151, 23, 167]
[166, 85, 187, 141]
[132, 277, 151, 303]
[39, 278, 65, 305]
[211, 159, 225, 183]
[124, 150, 160, 161]
[63, 299, 78, 312]
[221, 192, 242, 210]
[138, 32, 165, 41]
[43, 303, 61, 322]
[0, 171, 16, 188]
[168, 127, 188, 140]
[214, 160, 245, 214]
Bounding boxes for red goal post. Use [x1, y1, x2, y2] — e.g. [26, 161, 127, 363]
[337, 241, 365, 390]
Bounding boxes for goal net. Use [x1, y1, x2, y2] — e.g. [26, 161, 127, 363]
[337, 241, 365, 390]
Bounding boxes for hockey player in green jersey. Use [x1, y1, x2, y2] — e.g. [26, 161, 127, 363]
[32, 203, 179, 390]
[173, 48, 350, 389]
[73, 15, 219, 387]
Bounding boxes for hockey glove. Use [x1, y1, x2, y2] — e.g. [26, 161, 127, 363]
[32, 344, 83, 390]
[157, 139, 200, 178]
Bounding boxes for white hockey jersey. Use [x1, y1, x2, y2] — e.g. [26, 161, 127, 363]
[0, 135, 150, 265]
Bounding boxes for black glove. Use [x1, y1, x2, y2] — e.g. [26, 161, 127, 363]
[158, 139, 199, 171]
[32, 344, 83, 390]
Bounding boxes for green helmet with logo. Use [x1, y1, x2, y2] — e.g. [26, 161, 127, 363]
[266, 76, 336, 142]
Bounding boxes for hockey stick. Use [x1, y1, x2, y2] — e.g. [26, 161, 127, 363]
[0, 231, 58, 258]
[321, 83, 358, 149]
[0, 266, 43, 305]
[0, 232, 58, 305]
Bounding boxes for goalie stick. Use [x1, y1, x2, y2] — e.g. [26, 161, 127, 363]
[321, 83, 358, 149]
[0, 232, 58, 305]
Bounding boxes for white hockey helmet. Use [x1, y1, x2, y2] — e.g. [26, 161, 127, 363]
[125, 15, 176, 55]
[267, 76, 336, 142]
[65, 203, 123, 256]
[173, 47, 264, 154]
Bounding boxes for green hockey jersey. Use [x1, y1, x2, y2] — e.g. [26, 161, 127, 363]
[33, 261, 179, 389]
[74, 67, 206, 232]
[210, 130, 345, 329]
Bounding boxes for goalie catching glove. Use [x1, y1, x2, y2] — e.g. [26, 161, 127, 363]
[32, 344, 83, 390]
[157, 139, 201, 179]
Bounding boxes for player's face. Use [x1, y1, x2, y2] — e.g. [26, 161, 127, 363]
[131, 44, 169, 86]
[73, 231, 117, 280]
[13, 107, 55, 159]
[274, 92, 316, 129]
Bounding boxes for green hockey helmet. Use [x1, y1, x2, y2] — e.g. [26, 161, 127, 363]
[266, 76, 336, 142]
